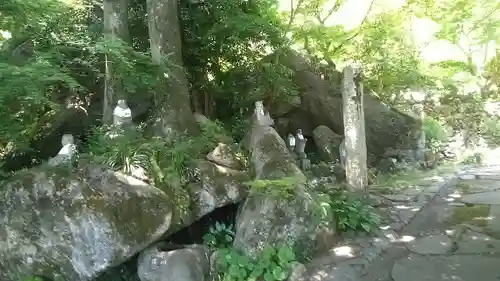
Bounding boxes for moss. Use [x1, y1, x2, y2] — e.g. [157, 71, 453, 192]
[446, 205, 490, 227]
[455, 181, 473, 193]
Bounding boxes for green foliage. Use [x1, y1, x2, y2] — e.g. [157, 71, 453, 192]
[461, 152, 483, 165]
[246, 177, 304, 199]
[482, 116, 500, 146]
[216, 245, 296, 281]
[94, 39, 159, 94]
[422, 116, 447, 150]
[312, 186, 381, 233]
[203, 221, 236, 249]
[17, 277, 45, 281]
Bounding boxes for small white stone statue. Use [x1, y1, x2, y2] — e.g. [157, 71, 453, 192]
[253, 101, 274, 127]
[48, 134, 77, 166]
[113, 99, 133, 127]
[107, 99, 133, 139]
[287, 133, 296, 153]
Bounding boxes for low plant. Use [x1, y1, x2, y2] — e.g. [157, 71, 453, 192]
[312, 186, 381, 233]
[18, 277, 46, 281]
[203, 221, 236, 249]
[83, 119, 236, 185]
[217, 245, 296, 281]
[246, 177, 304, 199]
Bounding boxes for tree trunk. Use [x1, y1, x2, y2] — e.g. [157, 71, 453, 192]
[146, 0, 198, 137]
[103, 0, 130, 124]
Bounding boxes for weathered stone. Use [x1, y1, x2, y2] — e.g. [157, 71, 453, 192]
[206, 143, 242, 170]
[245, 125, 303, 180]
[405, 235, 452, 254]
[312, 125, 343, 162]
[392, 254, 500, 281]
[236, 123, 335, 259]
[187, 160, 248, 218]
[277, 51, 422, 157]
[0, 164, 173, 281]
[137, 243, 210, 281]
[341, 65, 368, 190]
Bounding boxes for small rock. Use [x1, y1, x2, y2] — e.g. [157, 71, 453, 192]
[206, 143, 242, 170]
[382, 194, 416, 202]
[288, 262, 306, 281]
[405, 235, 452, 254]
[137, 244, 210, 281]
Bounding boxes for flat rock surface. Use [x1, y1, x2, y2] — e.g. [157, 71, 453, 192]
[461, 190, 500, 205]
[392, 254, 500, 281]
[405, 234, 452, 254]
[456, 230, 500, 254]
[382, 194, 415, 202]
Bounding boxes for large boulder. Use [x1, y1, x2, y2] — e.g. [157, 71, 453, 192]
[233, 123, 336, 259]
[187, 160, 249, 219]
[312, 125, 343, 163]
[229, 51, 422, 157]
[278, 51, 421, 156]
[0, 164, 173, 281]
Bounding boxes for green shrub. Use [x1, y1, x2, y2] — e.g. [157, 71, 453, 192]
[312, 186, 381, 233]
[203, 221, 236, 249]
[217, 245, 296, 281]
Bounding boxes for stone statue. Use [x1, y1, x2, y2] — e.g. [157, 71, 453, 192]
[107, 99, 133, 139]
[255, 101, 265, 120]
[286, 133, 296, 154]
[113, 99, 133, 127]
[48, 134, 77, 166]
[253, 101, 274, 127]
[295, 129, 307, 158]
[294, 129, 311, 170]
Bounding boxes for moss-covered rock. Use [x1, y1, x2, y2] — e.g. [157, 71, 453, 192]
[246, 126, 303, 180]
[187, 160, 249, 219]
[312, 125, 343, 163]
[235, 124, 335, 260]
[0, 164, 173, 281]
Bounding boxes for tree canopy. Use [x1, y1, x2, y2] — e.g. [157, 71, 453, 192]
[0, 0, 499, 172]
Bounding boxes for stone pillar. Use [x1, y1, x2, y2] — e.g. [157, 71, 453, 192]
[341, 65, 368, 190]
[412, 103, 426, 162]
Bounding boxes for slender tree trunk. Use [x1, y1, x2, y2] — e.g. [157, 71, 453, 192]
[146, 0, 198, 137]
[102, 0, 130, 125]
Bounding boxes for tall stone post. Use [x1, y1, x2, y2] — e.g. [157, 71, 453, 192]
[412, 103, 426, 162]
[341, 65, 368, 190]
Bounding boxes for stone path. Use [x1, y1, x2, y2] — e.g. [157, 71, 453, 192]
[301, 165, 500, 281]
[361, 165, 500, 281]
